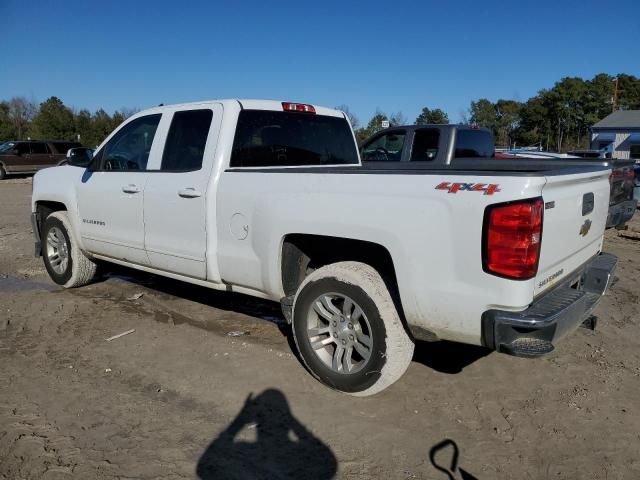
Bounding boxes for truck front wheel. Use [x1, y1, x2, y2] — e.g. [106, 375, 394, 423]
[42, 211, 97, 288]
[292, 261, 414, 396]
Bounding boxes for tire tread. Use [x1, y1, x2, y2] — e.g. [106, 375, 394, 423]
[47, 211, 97, 288]
[292, 261, 414, 396]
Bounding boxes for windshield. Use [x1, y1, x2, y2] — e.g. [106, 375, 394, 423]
[0, 142, 15, 153]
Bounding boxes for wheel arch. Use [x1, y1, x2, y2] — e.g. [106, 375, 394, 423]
[34, 201, 68, 256]
[280, 234, 408, 327]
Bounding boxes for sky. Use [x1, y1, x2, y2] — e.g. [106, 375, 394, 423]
[1, 0, 639, 125]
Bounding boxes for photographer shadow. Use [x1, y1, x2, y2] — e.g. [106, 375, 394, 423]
[196, 389, 337, 480]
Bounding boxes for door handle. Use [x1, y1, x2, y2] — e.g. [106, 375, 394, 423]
[178, 187, 202, 198]
[122, 184, 141, 194]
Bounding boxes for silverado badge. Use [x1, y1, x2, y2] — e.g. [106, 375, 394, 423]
[579, 219, 592, 237]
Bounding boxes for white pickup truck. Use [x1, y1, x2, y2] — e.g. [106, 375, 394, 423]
[31, 99, 617, 396]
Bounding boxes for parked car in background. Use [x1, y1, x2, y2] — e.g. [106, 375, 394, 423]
[0, 140, 81, 179]
[489, 146, 636, 228]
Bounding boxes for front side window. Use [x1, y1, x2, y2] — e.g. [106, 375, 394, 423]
[630, 144, 640, 160]
[410, 129, 439, 161]
[231, 110, 358, 167]
[161, 109, 213, 171]
[30, 142, 50, 154]
[454, 129, 494, 158]
[96, 114, 161, 171]
[361, 131, 406, 162]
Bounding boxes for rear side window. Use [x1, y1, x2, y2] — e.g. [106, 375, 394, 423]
[454, 130, 494, 158]
[410, 129, 439, 161]
[161, 109, 213, 171]
[230, 110, 358, 167]
[30, 142, 50, 154]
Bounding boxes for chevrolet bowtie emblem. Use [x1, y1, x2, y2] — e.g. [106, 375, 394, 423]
[579, 219, 592, 237]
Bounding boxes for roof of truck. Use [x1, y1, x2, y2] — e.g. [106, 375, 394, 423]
[139, 99, 345, 118]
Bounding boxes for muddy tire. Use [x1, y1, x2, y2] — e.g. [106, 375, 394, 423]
[42, 211, 97, 288]
[292, 261, 414, 396]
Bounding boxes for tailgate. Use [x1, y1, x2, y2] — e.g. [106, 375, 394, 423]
[534, 169, 611, 297]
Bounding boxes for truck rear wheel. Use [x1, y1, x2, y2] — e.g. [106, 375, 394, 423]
[292, 261, 414, 396]
[42, 211, 97, 288]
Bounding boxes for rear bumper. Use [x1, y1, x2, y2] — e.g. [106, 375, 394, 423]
[606, 199, 637, 228]
[481, 253, 617, 357]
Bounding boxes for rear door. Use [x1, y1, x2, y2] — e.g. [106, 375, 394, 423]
[76, 113, 162, 264]
[29, 142, 55, 170]
[534, 169, 611, 296]
[143, 105, 222, 279]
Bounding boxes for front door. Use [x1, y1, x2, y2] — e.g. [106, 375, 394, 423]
[3, 142, 31, 172]
[76, 113, 162, 264]
[143, 106, 222, 279]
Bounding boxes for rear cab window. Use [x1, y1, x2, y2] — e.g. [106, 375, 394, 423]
[454, 129, 494, 158]
[230, 110, 358, 167]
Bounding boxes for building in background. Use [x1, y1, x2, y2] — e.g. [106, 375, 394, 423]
[590, 110, 640, 161]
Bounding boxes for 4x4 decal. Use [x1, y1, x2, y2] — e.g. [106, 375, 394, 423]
[435, 182, 501, 195]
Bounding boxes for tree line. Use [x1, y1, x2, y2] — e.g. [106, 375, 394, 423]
[0, 96, 138, 148]
[2, 72, 639, 152]
[346, 73, 640, 150]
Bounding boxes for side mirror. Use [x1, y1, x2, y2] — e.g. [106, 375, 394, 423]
[11, 148, 20, 156]
[66, 147, 94, 168]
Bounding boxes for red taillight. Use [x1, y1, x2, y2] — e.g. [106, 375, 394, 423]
[483, 197, 543, 280]
[282, 102, 316, 113]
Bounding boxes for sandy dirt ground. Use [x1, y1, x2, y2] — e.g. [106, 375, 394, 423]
[1, 176, 639, 480]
